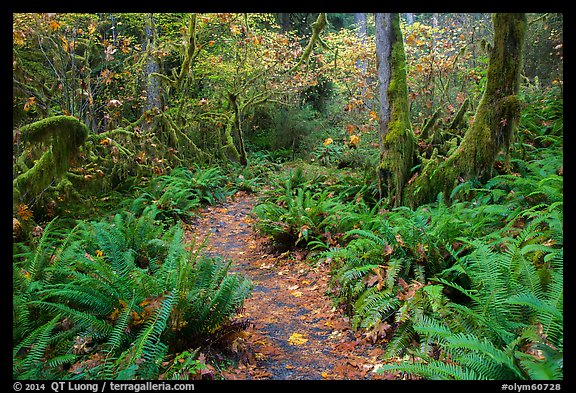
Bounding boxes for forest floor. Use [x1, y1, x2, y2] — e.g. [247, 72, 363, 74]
[184, 190, 401, 380]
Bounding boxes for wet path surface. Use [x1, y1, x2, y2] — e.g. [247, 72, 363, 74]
[185, 191, 397, 380]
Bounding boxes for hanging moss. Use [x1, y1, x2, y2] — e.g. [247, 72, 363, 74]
[377, 13, 417, 207]
[13, 116, 89, 204]
[406, 13, 527, 208]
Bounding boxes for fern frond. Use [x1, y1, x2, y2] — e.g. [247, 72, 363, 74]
[132, 290, 175, 364]
[13, 315, 60, 379]
[30, 301, 113, 339]
[378, 360, 482, 380]
[352, 288, 398, 330]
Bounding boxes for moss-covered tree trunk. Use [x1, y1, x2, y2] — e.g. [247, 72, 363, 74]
[226, 93, 248, 166]
[406, 13, 527, 208]
[375, 13, 417, 207]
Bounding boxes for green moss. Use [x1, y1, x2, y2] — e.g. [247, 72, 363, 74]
[378, 13, 416, 207]
[13, 116, 89, 205]
[406, 13, 527, 208]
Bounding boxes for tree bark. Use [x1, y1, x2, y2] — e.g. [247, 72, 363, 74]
[406, 13, 527, 207]
[375, 13, 417, 207]
[144, 13, 162, 112]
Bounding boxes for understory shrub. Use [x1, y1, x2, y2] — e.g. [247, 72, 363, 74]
[13, 210, 251, 380]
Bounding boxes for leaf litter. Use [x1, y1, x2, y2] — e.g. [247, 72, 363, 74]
[185, 190, 401, 380]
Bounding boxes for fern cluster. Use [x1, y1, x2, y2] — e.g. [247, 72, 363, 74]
[13, 208, 251, 379]
[127, 165, 232, 223]
[253, 167, 366, 248]
[380, 214, 563, 379]
[323, 88, 563, 380]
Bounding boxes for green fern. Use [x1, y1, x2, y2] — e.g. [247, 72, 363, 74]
[13, 315, 60, 379]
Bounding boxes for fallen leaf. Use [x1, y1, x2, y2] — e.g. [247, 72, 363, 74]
[321, 371, 329, 378]
[291, 291, 303, 297]
[288, 332, 308, 345]
[287, 285, 299, 291]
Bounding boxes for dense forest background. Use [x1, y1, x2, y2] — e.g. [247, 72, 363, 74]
[13, 12, 563, 381]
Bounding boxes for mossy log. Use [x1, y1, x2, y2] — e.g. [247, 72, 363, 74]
[13, 115, 89, 204]
[406, 13, 527, 208]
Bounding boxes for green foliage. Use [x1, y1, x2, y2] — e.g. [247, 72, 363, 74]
[253, 166, 363, 249]
[323, 92, 562, 379]
[246, 104, 322, 153]
[13, 210, 251, 379]
[128, 166, 232, 223]
[380, 219, 563, 380]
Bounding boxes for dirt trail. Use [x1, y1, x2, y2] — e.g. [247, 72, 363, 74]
[185, 191, 396, 380]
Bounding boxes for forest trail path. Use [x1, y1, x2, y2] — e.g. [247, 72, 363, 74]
[184, 191, 397, 380]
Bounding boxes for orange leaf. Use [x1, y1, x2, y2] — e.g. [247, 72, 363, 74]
[23, 97, 36, 112]
[49, 20, 60, 31]
[16, 204, 33, 221]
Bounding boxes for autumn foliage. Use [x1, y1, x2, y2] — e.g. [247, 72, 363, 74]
[13, 12, 562, 381]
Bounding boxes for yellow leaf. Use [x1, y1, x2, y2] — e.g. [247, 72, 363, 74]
[323, 137, 333, 146]
[96, 250, 104, 257]
[349, 134, 360, 146]
[288, 332, 308, 345]
[291, 291, 303, 298]
[321, 371, 329, 379]
[88, 23, 96, 35]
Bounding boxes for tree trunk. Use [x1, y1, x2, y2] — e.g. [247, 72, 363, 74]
[144, 13, 162, 112]
[432, 13, 439, 28]
[406, 13, 527, 207]
[375, 13, 417, 207]
[278, 13, 292, 31]
[355, 13, 369, 109]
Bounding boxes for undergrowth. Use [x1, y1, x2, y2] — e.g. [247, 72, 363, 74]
[250, 87, 563, 380]
[13, 203, 251, 380]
